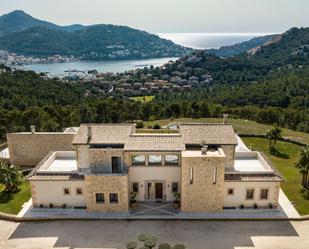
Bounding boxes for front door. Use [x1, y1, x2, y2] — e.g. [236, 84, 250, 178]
[155, 183, 163, 199]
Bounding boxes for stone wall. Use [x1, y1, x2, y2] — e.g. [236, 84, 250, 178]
[7, 133, 75, 166]
[221, 145, 235, 168]
[85, 175, 129, 212]
[88, 149, 124, 173]
[181, 153, 225, 212]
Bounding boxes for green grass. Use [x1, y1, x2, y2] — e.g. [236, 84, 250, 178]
[0, 181, 31, 215]
[242, 137, 309, 215]
[130, 95, 155, 103]
[144, 118, 309, 145]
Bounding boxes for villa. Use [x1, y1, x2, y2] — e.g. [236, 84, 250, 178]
[6, 121, 284, 213]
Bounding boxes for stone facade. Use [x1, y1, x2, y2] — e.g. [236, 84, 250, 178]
[221, 145, 235, 168]
[85, 175, 129, 212]
[181, 153, 225, 212]
[7, 133, 75, 166]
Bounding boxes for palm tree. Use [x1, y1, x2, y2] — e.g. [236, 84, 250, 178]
[0, 162, 23, 192]
[295, 146, 309, 189]
[266, 126, 283, 151]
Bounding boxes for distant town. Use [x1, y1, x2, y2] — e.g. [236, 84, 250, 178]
[0, 50, 78, 66]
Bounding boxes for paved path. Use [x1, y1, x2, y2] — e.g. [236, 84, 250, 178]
[18, 189, 299, 219]
[0, 219, 308, 249]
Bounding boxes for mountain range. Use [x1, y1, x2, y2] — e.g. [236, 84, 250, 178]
[0, 10, 190, 60]
[0, 10, 281, 61]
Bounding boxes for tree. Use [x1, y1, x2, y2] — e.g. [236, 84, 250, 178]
[266, 126, 283, 151]
[295, 146, 309, 188]
[0, 162, 23, 192]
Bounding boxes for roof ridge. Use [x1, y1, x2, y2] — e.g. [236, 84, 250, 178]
[130, 133, 181, 137]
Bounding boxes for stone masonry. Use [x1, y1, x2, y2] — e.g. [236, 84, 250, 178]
[7, 133, 74, 166]
[85, 175, 129, 212]
[181, 155, 225, 212]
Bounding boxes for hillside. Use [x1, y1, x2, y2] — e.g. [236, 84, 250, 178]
[0, 10, 83, 36]
[156, 27, 309, 85]
[0, 65, 103, 109]
[206, 34, 276, 57]
[0, 11, 191, 60]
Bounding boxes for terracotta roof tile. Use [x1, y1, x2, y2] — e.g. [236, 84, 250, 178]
[225, 173, 284, 182]
[72, 123, 135, 145]
[179, 123, 237, 145]
[124, 134, 185, 151]
[28, 173, 84, 181]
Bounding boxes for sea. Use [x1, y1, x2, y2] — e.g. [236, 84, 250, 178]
[18, 33, 269, 75]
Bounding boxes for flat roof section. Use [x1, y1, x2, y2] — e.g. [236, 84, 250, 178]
[234, 158, 268, 172]
[182, 148, 225, 158]
[45, 157, 77, 172]
[36, 151, 78, 173]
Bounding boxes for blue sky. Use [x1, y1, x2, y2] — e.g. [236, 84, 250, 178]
[1, 0, 309, 33]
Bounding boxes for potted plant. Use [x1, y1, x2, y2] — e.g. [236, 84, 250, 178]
[130, 192, 137, 208]
[173, 192, 181, 208]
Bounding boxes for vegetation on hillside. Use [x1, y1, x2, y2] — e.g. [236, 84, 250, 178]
[0, 25, 190, 60]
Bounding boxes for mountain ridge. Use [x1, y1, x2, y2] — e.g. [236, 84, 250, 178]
[0, 10, 191, 60]
[0, 10, 85, 36]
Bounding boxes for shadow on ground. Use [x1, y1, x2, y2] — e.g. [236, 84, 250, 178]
[8, 220, 299, 249]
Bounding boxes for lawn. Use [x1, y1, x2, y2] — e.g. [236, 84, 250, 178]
[242, 137, 309, 215]
[130, 95, 155, 103]
[0, 181, 31, 215]
[144, 118, 309, 145]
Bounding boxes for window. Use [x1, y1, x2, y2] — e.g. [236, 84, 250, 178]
[190, 167, 193, 184]
[95, 193, 105, 204]
[109, 193, 119, 204]
[227, 188, 234, 195]
[111, 156, 122, 173]
[148, 155, 162, 165]
[172, 182, 179, 193]
[213, 167, 217, 184]
[165, 155, 179, 165]
[76, 188, 83, 195]
[246, 189, 254, 200]
[131, 155, 145, 166]
[132, 182, 139, 193]
[64, 188, 70, 195]
[260, 189, 269, 200]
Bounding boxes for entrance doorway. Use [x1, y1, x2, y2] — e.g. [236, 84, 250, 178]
[147, 181, 164, 201]
[155, 183, 163, 199]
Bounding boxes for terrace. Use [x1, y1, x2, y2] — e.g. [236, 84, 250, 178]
[229, 151, 274, 173]
[36, 151, 77, 173]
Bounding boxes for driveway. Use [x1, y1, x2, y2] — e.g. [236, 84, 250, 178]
[0, 220, 308, 249]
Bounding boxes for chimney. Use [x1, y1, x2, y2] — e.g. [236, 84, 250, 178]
[30, 125, 35, 134]
[201, 145, 208, 155]
[87, 126, 92, 139]
[223, 113, 229, 124]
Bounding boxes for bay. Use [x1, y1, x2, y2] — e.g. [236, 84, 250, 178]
[18, 57, 178, 75]
[17, 33, 272, 75]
